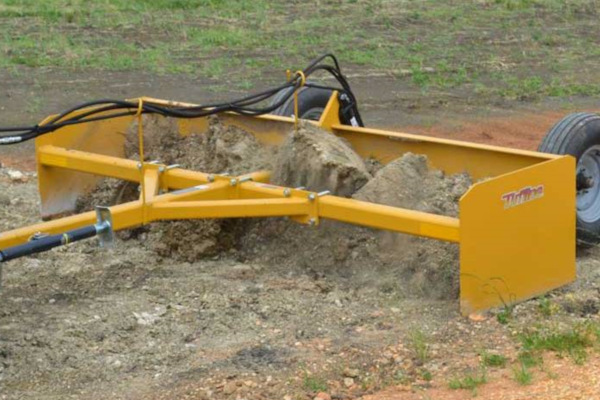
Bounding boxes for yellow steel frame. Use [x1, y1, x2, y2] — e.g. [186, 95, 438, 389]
[0, 94, 576, 315]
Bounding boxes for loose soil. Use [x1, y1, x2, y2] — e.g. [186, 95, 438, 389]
[1, 73, 599, 400]
[1, 117, 473, 399]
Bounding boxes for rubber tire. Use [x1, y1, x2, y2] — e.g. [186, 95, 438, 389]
[538, 112, 600, 243]
[270, 85, 333, 121]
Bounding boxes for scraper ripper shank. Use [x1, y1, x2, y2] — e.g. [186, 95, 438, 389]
[0, 56, 576, 315]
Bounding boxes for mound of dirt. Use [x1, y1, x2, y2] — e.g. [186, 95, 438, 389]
[354, 153, 470, 217]
[80, 117, 470, 296]
[273, 122, 371, 196]
[125, 115, 274, 175]
[351, 153, 471, 299]
[241, 151, 470, 300]
[79, 115, 274, 261]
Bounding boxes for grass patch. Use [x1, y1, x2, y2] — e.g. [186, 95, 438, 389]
[517, 350, 543, 368]
[409, 329, 429, 365]
[448, 368, 487, 394]
[496, 305, 514, 325]
[481, 352, 508, 368]
[0, 0, 598, 102]
[419, 368, 433, 381]
[519, 323, 597, 365]
[513, 363, 533, 385]
[302, 373, 328, 392]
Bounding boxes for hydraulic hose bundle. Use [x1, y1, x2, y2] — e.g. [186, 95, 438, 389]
[0, 54, 363, 145]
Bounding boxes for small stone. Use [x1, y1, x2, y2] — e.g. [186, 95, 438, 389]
[7, 169, 25, 182]
[468, 312, 488, 322]
[133, 311, 160, 326]
[343, 377, 354, 388]
[223, 382, 237, 395]
[343, 367, 360, 378]
[314, 392, 331, 400]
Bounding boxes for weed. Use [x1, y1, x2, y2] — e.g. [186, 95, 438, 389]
[517, 350, 543, 368]
[481, 351, 507, 368]
[409, 329, 429, 364]
[393, 370, 411, 385]
[513, 362, 533, 385]
[419, 368, 433, 381]
[538, 296, 553, 317]
[519, 324, 597, 365]
[496, 305, 513, 325]
[302, 373, 327, 392]
[448, 367, 487, 395]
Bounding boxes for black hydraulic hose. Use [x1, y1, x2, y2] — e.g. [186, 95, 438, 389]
[0, 53, 364, 144]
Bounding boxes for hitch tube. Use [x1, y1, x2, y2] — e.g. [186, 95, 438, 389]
[0, 207, 113, 263]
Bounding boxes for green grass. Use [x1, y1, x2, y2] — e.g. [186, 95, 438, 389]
[496, 305, 514, 325]
[519, 323, 597, 365]
[481, 352, 508, 368]
[419, 368, 433, 381]
[0, 0, 599, 102]
[517, 350, 543, 368]
[409, 329, 429, 365]
[448, 368, 487, 394]
[302, 373, 328, 392]
[513, 363, 533, 385]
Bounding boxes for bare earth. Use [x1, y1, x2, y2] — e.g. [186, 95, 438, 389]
[0, 73, 599, 400]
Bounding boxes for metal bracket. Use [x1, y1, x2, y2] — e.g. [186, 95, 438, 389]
[95, 206, 114, 248]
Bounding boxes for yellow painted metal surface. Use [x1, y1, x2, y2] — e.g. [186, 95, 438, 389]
[459, 156, 576, 315]
[319, 196, 460, 242]
[331, 124, 558, 181]
[39, 145, 140, 182]
[36, 112, 135, 218]
[318, 90, 341, 130]
[151, 198, 310, 220]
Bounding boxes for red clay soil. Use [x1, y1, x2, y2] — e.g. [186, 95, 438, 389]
[398, 110, 573, 152]
[363, 354, 600, 400]
[0, 153, 37, 171]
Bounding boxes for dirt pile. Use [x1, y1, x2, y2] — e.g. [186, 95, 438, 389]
[273, 122, 371, 196]
[242, 150, 469, 299]
[354, 153, 470, 217]
[125, 115, 274, 175]
[79, 115, 274, 261]
[79, 117, 470, 295]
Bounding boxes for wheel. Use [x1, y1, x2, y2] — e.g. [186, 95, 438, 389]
[270, 84, 333, 121]
[538, 112, 600, 242]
